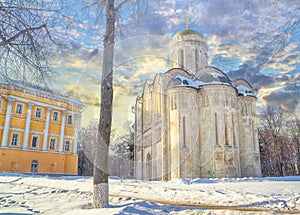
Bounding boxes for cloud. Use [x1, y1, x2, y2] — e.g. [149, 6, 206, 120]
[63, 84, 100, 126]
[225, 61, 290, 110]
[227, 62, 274, 88]
[49, 0, 300, 129]
[263, 90, 300, 113]
[262, 42, 300, 75]
[207, 34, 258, 69]
[52, 26, 82, 39]
[256, 73, 300, 112]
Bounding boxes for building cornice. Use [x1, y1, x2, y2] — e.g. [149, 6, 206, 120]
[0, 83, 84, 111]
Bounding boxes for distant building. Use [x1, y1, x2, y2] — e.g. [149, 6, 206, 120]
[134, 25, 262, 180]
[0, 79, 84, 175]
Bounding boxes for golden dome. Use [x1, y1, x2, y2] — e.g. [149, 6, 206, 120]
[173, 29, 204, 39]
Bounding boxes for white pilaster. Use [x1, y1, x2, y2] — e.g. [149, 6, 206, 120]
[42, 107, 51, 151]
[1, 97, 15, 147]
[59, 110, 66, 153]
[73, 113, 81, 155]
[22, 102, 34, 149]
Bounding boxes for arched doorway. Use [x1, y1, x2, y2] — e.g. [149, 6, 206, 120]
[31, 160, 38, 173]
[146, 153, 151, 180]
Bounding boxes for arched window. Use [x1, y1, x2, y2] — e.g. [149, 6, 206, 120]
[146, 153, 152, 180]
[215, 113, 219, 145]
[179, 49, 184, 69]
[252, 120, 257, 152]
[195, 50, 199, 71]
[31, 160, 38, 173]
[169, 96, 177, 110]
[183, 116, 186, 148]
[225, 113, 229, 146]
[232, 113, 236, 146]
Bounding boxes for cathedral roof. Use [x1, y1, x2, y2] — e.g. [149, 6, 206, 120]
[232, 79, 257, 97]
[197, 71, 231, 85]
[173, 29, 204, 40]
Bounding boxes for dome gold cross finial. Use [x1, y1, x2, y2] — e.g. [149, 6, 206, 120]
[186, 8, 190, 30]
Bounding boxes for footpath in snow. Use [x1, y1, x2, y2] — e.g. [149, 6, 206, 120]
[0, 173, 299, 214]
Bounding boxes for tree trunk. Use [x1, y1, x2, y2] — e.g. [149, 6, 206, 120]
[93, 0, 115, 208]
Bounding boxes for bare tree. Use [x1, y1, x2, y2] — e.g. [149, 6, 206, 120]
[288, 115, 300, 175]
[78, 121, 98, 176]
[93, 0, 114, 208]
[78, 121, 131, 177]
[0, 0, 62, 86]
[110, 122, 134, 178]
[258, 106, 300, 176]
[244, 0, 300, 64]
[82, 0, 147, 208]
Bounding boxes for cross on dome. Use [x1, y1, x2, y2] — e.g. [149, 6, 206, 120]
[186, 9, 190, 30]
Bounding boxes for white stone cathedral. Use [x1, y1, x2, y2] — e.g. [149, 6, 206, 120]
[134, 24, 262, 180]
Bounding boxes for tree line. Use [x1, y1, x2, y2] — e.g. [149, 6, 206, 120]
[78, 121, 134, 178]
[259, 106, 300, 177]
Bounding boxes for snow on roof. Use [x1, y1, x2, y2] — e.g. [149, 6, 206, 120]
[170, 74, 233, 89]
[197, 72, 231, 86]
[192, 66, 238, 87]
[172, 75, 202, 88]
[235, 84, 255, 96]
[209, 72, 226, 78]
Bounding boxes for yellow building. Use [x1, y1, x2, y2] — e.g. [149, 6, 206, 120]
[0, 80, 84, 175]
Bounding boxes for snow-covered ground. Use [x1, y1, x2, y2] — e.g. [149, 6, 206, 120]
[0, 173, 299, 214]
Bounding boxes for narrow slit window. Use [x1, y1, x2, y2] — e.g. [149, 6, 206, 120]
[181, 49, 184, 69]
[232, 113, 236, 146]
[183, 116, 186, 148]
[195, 50, 199, 71]
[225, 116, 229, 146]
[215, 113, 219, 145]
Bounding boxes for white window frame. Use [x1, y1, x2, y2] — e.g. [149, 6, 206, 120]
[15, 103, 24, 114]
[35, 107, 43, 118]
[64, 140, 71, 151]
[52, 111, 59, 121]
[49, 138, 56, 150]
[67, 114, 73, 124]
[31, 135, 40, 148]
[10, 132, 20, 146]
[31, 160, 38, 173]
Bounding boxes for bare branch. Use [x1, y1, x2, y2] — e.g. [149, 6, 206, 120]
[0, 24, 46, 46]
[244, 1, 300, 64]
[0, 0, 64, 86]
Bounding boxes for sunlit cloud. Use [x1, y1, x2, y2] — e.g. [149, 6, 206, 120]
[263, 42, 300, 75]
[53, 26, 82, 38]
[48, 0, 300, 130]
[258, 85, 286, 105]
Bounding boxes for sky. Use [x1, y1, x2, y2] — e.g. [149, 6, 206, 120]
[48, 0, 300, 132]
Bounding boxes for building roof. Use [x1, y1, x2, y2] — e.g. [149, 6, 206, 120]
[0, 78, 85, 111]
[173, 29, 204, 40]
